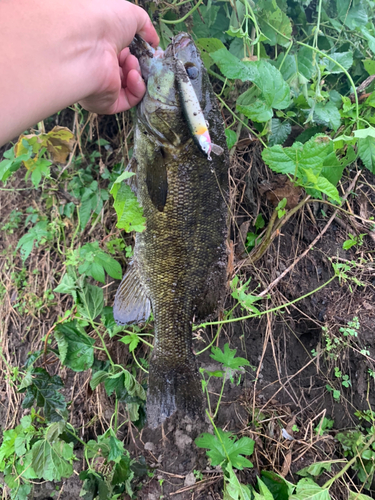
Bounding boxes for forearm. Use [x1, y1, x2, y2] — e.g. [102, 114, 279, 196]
[0, 0, 99, 146]
[0, 0, 158, 147]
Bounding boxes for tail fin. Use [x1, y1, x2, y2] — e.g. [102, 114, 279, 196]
[146, 353, 204, 429]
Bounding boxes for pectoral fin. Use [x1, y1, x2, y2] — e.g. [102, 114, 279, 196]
[113, 261, 151, 325]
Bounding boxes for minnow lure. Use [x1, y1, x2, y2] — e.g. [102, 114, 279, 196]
[175, 58, 224, 160]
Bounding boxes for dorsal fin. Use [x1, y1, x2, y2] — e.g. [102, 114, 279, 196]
[113, 261, 151, 325]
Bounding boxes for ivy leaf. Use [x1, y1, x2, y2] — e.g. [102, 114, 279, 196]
[290, 477, 330, 499]
[269, 119, 292, 146]
[20, 367, 67, 422]
[210, 343, 250, 370]
[195, 429, 254, 470]
[78, 283, 104, 321]
[54, 321, 95, 372]
[111, 181, 145, 233]
[314, 101, 342, 131]
[358, 136, 375, 173]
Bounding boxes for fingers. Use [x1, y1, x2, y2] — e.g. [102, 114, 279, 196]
[122, 2, 159, 48]
[112, 69, 145, 113]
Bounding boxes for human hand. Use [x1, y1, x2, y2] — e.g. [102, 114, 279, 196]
[78, 1, 159, 114]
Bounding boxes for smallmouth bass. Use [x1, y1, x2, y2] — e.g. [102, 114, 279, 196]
[114, 33, 229, 428]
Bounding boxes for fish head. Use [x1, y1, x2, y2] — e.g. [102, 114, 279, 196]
[130, 34, 208, 148]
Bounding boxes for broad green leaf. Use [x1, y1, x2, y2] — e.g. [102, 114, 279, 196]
[297, 461, 333, 477]
[20, 367, 67, 422]
[211, 48, 257, 81]
[111, 182, 146, 233]
[252, 60, 291, 110]
[314, 101, 341, 131]
[90, 369, 109, 390]
[196, 38, 226, 69]
[80, 471, 110, 500]
[261, 470, 293, 499]
[363, 59, 375, 75]
[323, 52, 353, 74]
[31, 424, 74, 481]
[30, 158, 52, 188]
[79, 196, 93, 231]
[256, 478, 275, 500]
[195, 429, 254, 470]
[354, 127, 375, 139]
[257, 0, 292, 47]
[211, 343, 250, 370]
[54, 273, 77, 300]
[225, 129, 237, 150]
[112, 454, 133, 486]
[0, 429, 17, 468]
[108, 435, 126, 463]
[269, 119, 291, 146]
[348, 491, 373, 500]
[225, 463, 252, 500]
[16, 220, 53, 261]
[279, 47, 314, 90]
[290, 478, 330, 500]
[358, 136, 375, 173]
[119, 333, 140, 352]
[54, 321, 95, 371]
[337, 0, 368, 30]
[78, 283, 104, 321]
[237, 99, 273, 123]
[360, 27, 375, 54]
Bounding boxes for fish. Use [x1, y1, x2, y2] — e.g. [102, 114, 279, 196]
[114, 33, 229, 429]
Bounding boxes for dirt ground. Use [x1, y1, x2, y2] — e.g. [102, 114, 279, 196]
[1, 116, 375, 499]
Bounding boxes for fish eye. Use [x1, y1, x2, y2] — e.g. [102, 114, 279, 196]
[185, 62, 199, 80]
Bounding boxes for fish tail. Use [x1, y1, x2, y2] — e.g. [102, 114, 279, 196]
[146, 352, 204, 429]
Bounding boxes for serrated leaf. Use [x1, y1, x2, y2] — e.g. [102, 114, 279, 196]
[290, 478, 330, 500]
[337, 0, 368, 30]
[16, 220, 53, 261]
[119, 333, 140, 352]
[78, 283, 104, 321]
[257, 0, 292, 47]
[211, 48, 257, 81]
[314, 101, 341, 131]
[211, 343, 250, 370]
[54, 321, 95, 371]
[195, 429, 254, 470]
[20, 367, 66, 422]
[297, 461, 333, 477]
[90, 370, 109, 390]
[323, 52, 353, 74]
[112, 454, 133, 486]
[358, 136, 375, 173]
[348, 491, 373, 500]
[108, 435, 126, 463]
[269, 119, 292, 146]
[111, 182, 145, 232]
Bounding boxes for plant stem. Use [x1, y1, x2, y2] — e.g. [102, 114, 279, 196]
[162, 0, 203, 24]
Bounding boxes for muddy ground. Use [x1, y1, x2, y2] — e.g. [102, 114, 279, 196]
[1, 115, 375, 499]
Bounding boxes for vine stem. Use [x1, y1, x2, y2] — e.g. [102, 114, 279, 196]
[162, 0, 203, 24]
[323, 433, 375, 490]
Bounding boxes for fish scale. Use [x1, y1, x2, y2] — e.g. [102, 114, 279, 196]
[114, 33, 229, 428]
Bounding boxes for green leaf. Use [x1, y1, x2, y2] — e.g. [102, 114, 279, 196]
[119, 333, 140, 353]
[323, 52, 353, 74]
[315, 176, 341, 203]
[16, 220, 53, 261]
[31, 422, 74, 481]
[195, 429, 254, 470]
[108, 435, 126, 463]
[337, 0, 368, 30]
[54, 273, 77, 301]
[269, 119, 291, 146]
[111, 182, 145, 233]
[78, 283, 104, 321]
[261, 470, 293, 499]
[225, 129, 237, 150]
[54, 321, 95, 371]
[257, 0, 292, 47]
[262, 134, 333, 176]
[358, 136, 375, 173]
[79, 196, 94, 231]
[112, 454, 133, 486]
[290, 478, 330, 500]
[95, 251, 122, 280]
[279, 47, 314, 90]
[211, 343, 250, 370]
[20, 367, 67, 422]
[297, 461, 333, 477]
[211, 48, 257, 81]
[314, 101, 342, 131]
[196, 38, 226, 69]
[90, 370, 109, 390]
[363, 59, 375, 75]
[354, 127, 375, 139]
[253, 60, 291, 110]
[348, 491, 373, 500]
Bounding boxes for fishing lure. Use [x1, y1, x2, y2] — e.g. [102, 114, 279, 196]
[175, 58, 224, 160]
